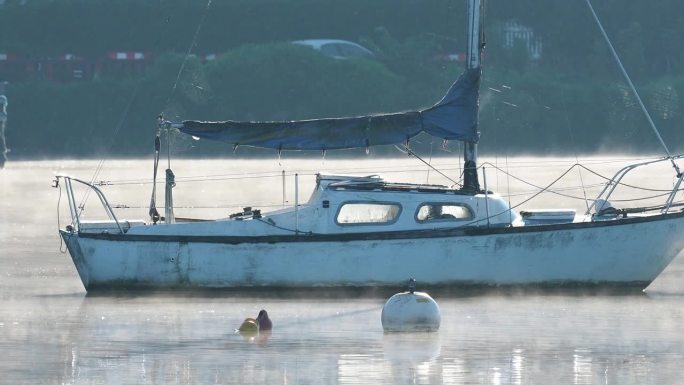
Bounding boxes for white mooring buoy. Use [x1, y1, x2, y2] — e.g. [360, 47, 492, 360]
[381, 278, 441, 332]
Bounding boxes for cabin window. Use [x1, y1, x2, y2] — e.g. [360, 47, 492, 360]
[416, 203, 473, 222]
[336, 202, 401, 225]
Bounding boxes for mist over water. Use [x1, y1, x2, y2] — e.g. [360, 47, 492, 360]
[1, 157, 684, 384]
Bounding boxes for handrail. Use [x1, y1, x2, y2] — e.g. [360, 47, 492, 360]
[663, 172, 684, 214]
[584, 154, 684, 215]
[56, 175, 124, 234]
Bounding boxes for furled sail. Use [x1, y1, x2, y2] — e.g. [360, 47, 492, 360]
[180, 68, 480, 150]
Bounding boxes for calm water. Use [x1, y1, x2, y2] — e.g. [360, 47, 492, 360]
[1, 157, 684, 384]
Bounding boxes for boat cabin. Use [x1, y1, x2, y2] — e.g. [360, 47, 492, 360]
[119, 173, 522, 237]
[303, 174, 520, 232]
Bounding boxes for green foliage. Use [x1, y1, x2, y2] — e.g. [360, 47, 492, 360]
[204, 43, 404, 121]
[2, 0, 684, 157]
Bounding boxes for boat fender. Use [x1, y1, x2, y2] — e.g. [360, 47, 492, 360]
[256, 309, 272, 331]
[381, 278, 441, 332]
[238, 317, 259, 334]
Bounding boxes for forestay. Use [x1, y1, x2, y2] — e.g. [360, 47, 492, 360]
[179, 68, 480, 150]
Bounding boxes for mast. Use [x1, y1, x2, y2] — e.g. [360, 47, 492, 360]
[463, 0, 484, 191]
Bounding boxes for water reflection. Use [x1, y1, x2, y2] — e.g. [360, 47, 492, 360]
[382, 332, 441, 384]
[2, 292, 666, 384]
[510, 348, 524, 385]
[573, 348, 593, 385]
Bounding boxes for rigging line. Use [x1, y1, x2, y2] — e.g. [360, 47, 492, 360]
[481, 161, 684, 199]
[96, 163, 676, 193]
[559, 86, 590, 211]
[458, 141, 463, 183]
[502, 182, 605, 196]
[433, 149, 653, 165]
[77, 84, 140, 215]
[397, 144, 462, 187]
[471, 167, 680, 227]
[91, 156, 672, 186]
[502, 177, 683, 198]
[110, 188, 676, 211]
[503, 187, 672, 203]
[161, 0, 212, 173]
[103, 156, 660, 184]
[95, 165, 611, 186]
[101, 166, 465, 185]
[76, 8, 174, 216]
[56, 182, 67, 254]
[102, 155, 569, 184]
[164, 0, 213, 111]
[439, 141, 465, 186]
[576, 164, 683, 193]
[501, 183, 605, 199]
[479, 162, 593, 201]
[506, 150, 512, 224]
[94, 163, 521, 185]
[461, 164, 583, 228]
[607, 191, 676, 203]
[256, 218, 314, 235]
[584, 0, 680, 175]
[113, 203, 290, 209]
[501, 95, 513, 224]
[426, 137, 434, 184]
[623, 201, 684, 213]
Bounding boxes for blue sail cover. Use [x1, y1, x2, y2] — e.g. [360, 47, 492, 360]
[180, 68, 480, 150]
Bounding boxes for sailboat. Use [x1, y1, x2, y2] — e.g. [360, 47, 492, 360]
[57, 0, 684, 291]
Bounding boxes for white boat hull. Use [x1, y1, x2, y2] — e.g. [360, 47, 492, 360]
[61, 212, 684, 291]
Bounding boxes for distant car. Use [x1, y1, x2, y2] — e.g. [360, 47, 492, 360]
[292, 39, 374, 59]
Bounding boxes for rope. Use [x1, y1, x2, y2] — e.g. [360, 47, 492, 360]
[465, 161, 684, 227]
[256, 218, 313, 235]
[585, 0, 678, 174]
[79, 153, 679, 199]
[69, 0, 214, 223]
[96, 158, 683, 228]
[480, 162, 593, 201]
[91, 161, 682, 205]
[147, 0, 212, 223]
[396, 144, 462, 187]
[85, 156, 659, 186]
[577, 164, 679, 192]
[480, 161, 684, 201]
[77, 84, 140, 215]
[503, 182, 605, 198]
[425, 137, 434, 184]
[149, 135, 161, 223]
[461, 163, 586, 227]
[560, 86, 590, 211]
[115, 203, 288, 209]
